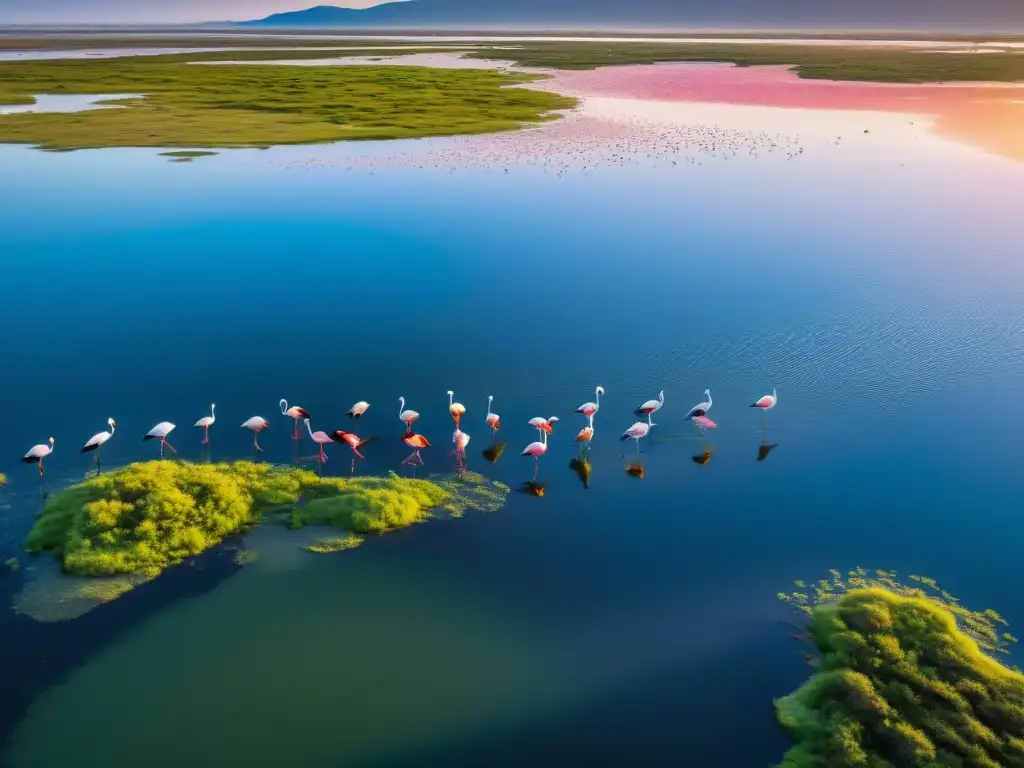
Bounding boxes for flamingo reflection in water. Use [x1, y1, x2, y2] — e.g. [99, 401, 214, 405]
[452, 428, 470, 473]
[569, 456, 591, 488]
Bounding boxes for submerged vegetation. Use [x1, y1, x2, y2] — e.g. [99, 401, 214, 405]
[776, 569, 1024, 767]
[159, 150, 218, 160]
[306, 535, 364, 554]
[0, 53, 574, 151]
[25, 460, 509, 580]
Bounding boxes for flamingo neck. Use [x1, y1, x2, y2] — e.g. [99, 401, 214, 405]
[109, 423, 115, 436]
[448, 392, 453, 408]
[305, 420, 315, 440]
[399, 397, 405, 417]
[596, 387, 601, 407]
[211, 404, 216, 420]
[280, 400, 288, 415]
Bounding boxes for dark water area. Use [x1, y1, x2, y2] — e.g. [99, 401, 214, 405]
[0, 133, 1022, 766]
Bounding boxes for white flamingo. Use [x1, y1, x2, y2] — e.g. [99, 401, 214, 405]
[620, 421, 650, 453]
[144, 422, 177, 458]
[685, 390, 712, 421]
[346, 401, 370, 420]
[81, 418, 115, 473]
[280, 399, 311, 441]
[194, 403, 216, 446]
[23, 437, 55, 476]
[635, 391, 665, 426]
[486, 395, 501, 438]
[240, 416, 268, 454]
[398, 397, 420, 432]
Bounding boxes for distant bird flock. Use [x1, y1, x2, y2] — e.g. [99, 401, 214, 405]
[20, 387, 778, 480]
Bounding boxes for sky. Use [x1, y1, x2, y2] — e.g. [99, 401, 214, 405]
[0, 0, 402, 24]
[0, 0, 1020, 26]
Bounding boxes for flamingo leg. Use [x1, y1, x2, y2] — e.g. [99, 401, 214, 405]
[353, 447, 365, 461]
[532, 456, 539, 482]
[201, 425, 209, 446]
[164, 439, 177, 455]
[38, 458, 45, 477]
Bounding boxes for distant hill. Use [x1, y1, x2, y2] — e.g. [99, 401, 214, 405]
[241, 0, 1024, 31]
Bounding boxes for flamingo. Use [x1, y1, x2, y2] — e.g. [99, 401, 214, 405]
[240, 416, 268, 454]
[346, 401, 370, 420]
[447, 390, 466, 428]
[194, 403, 216, 446]
[486, 395, 501, 438]
[528, 416, 559, 438]
[401, 431, 431, 466]
[751, 388, 777, 426]
[685, 390, 713, 421]
[23, 437, 54, 476]
[521, 428, 550, 481]
[333, 430, 371, 467]
[453, 428, 470, 471]
[575, 416, 595, 452]
[280, 399, 311, 441]
[576, 386, 605, 420]
[304, 418, 333, 464]
[81, 418, 115, 472]
[635, 391, 665, 426]
[620, 421, 650, 453]
[144, 422, 177, 458]
[398, 397, 420, 432]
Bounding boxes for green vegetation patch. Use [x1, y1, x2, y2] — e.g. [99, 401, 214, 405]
[475, 42, 1024, 83]
[26, 461, 510, 580]
[305, 535, 364, 554]
[0, 53, 575, 151]
[0, 472, 7, 486]
[775, 569, 1024, 767]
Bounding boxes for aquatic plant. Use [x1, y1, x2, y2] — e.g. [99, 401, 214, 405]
[305, 535, 364, 554]
[233, 549, 259, 566]
[775, 570, 1024, 767]
[778, 567, 1019, 656]
[0, 55, 575, 151]
[0, 472, 7, 486]
[26, 461, 510, 579]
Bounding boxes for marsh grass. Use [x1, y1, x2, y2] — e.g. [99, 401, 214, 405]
[159, 150, 218, 160]
[776, 569, 1024, 767]
[305, 535, 364, 554]
[478, 42, 1024, 82]
[0, 53, 575, 150]
[26, 461, 510, 580]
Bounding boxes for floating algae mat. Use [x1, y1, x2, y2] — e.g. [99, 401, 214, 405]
[16, 460, 510, 620]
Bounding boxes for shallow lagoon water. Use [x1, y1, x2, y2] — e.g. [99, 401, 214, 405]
[0, 118, 1023, 765]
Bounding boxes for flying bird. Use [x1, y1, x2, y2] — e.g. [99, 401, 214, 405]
[346, 401, 370, 420]
[635, 390, 665, 426]
[280, 399, 311, 441]
[144, 422, 177, 458]
[194, 403, 216, 446]
[23, 437, 55, 476]
[240, 416, 268, 454]
[398, 397, 420, 432]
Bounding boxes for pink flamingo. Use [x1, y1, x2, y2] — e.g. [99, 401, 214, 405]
[280, 399, 311, 441]
[751, 388, 777, 428]
[448, 390, 466, 428]
[575, 416, 595, 454]
[333, 429, 371, 473]
[522, 428, 551, 482]
[620, 421, 650, 453]
[401, 432, 431, 466]
[304, 418, 333, 465]
[528, 416, 559, 438]
[576, 386, 604, 421]
[453, 428, 470, 472]
[486, 395, 501, 439]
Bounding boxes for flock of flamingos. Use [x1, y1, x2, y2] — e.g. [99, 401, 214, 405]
[19, 386, 779, 482]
